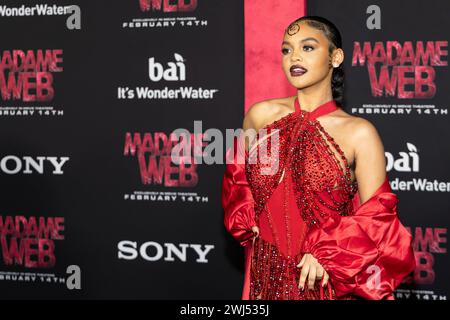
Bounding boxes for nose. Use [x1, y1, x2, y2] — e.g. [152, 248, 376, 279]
[290, 48, 303, 62]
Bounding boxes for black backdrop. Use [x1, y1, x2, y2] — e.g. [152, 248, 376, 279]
[0, 0, 246, 299]
[0, 0, 449, 300]
[310, 0, 450, 300]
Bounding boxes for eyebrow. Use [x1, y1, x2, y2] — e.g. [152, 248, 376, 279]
[282, 37, 320, 46]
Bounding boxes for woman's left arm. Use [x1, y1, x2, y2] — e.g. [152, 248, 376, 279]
[352, 118, 387, 204]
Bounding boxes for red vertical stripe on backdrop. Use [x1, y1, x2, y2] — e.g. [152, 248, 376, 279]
[244, 0, 306, 113]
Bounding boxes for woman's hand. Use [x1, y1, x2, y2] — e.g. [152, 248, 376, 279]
[297, 253, 329, 290]
[251, 226, 260, 239]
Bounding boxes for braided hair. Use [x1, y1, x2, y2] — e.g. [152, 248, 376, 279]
[285, 16, 345, 108]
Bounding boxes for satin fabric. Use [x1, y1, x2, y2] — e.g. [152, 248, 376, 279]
[302, 175, 416, 300]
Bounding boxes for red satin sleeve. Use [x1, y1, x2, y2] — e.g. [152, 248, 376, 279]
[302, 178, 416, 300]
[222, 139, 257, 247]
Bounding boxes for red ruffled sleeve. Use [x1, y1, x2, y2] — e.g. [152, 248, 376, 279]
[302, 177, 416, 300]
[222, 138, 257, 247]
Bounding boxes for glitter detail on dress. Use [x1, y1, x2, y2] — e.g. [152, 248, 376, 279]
[245, 97, 359, 300]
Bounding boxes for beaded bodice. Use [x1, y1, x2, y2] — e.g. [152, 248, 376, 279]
[245, 97, 358, 229]
[244, 97, 359, 300]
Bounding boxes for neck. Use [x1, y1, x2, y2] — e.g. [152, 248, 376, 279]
[296, 82, 333, 112]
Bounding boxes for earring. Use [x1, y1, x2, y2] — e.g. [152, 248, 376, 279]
[332, 63, 339, 68]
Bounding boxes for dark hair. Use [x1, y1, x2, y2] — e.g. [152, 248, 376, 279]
[285, 16, 345, 108]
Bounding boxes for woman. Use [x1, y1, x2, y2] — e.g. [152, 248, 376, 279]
[222, 16, 416, 300]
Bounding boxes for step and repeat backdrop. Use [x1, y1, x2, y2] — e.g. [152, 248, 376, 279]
[309, 0, 450, 300]
[0, 0, 247, 299]
[0, 0, 448, 300]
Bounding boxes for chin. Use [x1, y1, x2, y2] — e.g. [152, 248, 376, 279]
[288, 79, 310, 90]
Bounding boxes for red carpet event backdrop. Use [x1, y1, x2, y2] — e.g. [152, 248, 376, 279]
[0, 0, 448, 300]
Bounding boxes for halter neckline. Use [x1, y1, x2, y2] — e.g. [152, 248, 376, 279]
[294, 97, 339, 120]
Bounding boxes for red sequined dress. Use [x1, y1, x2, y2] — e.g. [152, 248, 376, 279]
[222, 97, 416, 300]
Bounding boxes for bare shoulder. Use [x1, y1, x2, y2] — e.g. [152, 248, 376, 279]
[343, 114, 385, 159]
[348, 115, 382, 143]
[243, 97, 289, 130]
[323, 109, 383, 158]
[329, 108, 378, 138]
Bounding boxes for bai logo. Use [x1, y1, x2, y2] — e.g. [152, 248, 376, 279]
[385, 143, 419, 173]
[117, 240, 214, 263]
[148, 53, 186, 82]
